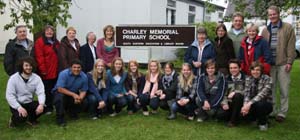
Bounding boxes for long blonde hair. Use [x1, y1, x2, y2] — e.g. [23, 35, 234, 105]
[179, 63, 195, 92]
[145, 59, 162, 82]
[92, 59, 106, 88]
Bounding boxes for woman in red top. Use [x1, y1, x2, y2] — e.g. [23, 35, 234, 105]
[238, 23, 272, 75]
[96, 25, 119, 68]
[34, 25, 59, 114]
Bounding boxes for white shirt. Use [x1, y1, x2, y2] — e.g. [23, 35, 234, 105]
[231, 73, 242, 81]
[70, 41, 77, 50]
[114, 75, 121, 83]
[89, 44, 96, 62]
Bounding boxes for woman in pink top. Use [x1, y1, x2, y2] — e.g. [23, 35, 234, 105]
[96, 25, 119, 68]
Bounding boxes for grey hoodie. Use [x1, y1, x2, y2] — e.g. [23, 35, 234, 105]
[6, 72, 45, 109]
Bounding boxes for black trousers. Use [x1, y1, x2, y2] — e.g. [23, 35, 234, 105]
[54, 92, 88, 120]
[217, 93, 244, 124]
[245, 100, 273, 125]
[10, 101, 42, 125]
[43, 79, 57, 112]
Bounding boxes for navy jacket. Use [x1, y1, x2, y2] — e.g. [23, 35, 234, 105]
[184, 39, 216, 76]
[80, 43, 98, 73]
[87, 73, 109, 103]
[196, 72, 226, 108]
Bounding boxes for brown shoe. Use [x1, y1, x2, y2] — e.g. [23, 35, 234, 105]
[227, 122, 236, 127]
[275, 116, 285, 123]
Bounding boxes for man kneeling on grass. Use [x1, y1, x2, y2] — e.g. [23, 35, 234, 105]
[6, 57, 45, 128]
[53, 59, 89, 127]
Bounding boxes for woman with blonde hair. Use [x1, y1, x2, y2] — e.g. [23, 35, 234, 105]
[86, 59, 108, 119]
[168, 63, 197, 120]
[238, 23, 272, 75]
[125, 60, 145, 114]
[58, 26, 80, 71]
[139, 59, 162, 116]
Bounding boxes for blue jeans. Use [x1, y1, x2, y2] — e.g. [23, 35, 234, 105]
[107, 94, 128, 114]
[171, 101, 196, 117]
[139, 94, 160, 111]
[83, 94, 99, 117]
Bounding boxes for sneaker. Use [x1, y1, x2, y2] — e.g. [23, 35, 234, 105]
[259, 124, 268, 131]
[143, 111, 149, 116]
[109, 112, 117, 117]
[187, 116, 194, 121]
[151, 110, 158, 114]
[8, 117, 16, 128]
[45, 111, 52, 115]
[275, 115, 285, 123]
[196, 117, 204, 122]
[91, 116, 99, 120]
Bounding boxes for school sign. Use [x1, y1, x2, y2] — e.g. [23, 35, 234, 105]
[116, 25, 195, 47]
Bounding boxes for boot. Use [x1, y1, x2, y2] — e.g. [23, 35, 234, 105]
[167, 110, 176, 120]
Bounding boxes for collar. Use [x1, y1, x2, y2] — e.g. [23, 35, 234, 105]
[231, 73, 242, 81]
[267, 20, 283, 32]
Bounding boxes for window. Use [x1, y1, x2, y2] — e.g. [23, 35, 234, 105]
[166, 0, 176, 25]
[188, 14, 195, 24]
[166, 9, 176, 25]
[218, 12, 223, 18]
[205, 9, 211, 21]
[188, 5, 196, 24]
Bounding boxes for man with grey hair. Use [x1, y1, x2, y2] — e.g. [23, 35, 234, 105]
[4, 25, 34, 76]
[79, 32, 98, 73]
[261, 5, 296, 122]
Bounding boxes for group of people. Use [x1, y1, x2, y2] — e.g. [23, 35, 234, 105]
[3, 6, 296, 131]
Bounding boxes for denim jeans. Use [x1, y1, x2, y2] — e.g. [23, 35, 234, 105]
[171, 100, 196, 117]
[107, 94, 128, 114]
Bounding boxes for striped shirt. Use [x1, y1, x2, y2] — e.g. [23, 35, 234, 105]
[270, 25, 278, 59]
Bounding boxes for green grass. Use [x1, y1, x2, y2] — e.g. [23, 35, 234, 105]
[0, 60, 300, 140]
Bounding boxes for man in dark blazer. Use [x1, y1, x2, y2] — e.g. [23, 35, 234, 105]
[80, 32, 98, 73]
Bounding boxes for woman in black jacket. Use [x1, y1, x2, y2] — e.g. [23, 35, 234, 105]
[125, 60, 145, 114]
[214, 23, 235, 76]
[156, 62, 179, 115]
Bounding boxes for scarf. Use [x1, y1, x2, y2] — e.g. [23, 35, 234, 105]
[143, 73, 159, 95]
[162, 71, 175, 89]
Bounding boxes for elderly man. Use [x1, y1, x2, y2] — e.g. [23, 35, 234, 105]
[261, 5, 296, 122]
[4, 25, 34, 76]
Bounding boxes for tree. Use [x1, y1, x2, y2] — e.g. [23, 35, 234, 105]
[0, 0, 72, 38]
[229, 0, 300, 20]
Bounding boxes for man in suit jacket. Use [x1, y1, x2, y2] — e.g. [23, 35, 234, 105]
[80, 32, 98, 73]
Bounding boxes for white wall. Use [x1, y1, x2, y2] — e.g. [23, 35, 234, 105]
[57, 0, 152, 43]
[175, 1, 188, 24]
[195, 5, 204, 23]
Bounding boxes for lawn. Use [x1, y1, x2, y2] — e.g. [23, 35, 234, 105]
[0, 60, 299, 140]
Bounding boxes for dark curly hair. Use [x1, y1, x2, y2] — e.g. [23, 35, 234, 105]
[16, 56, 37, 73]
